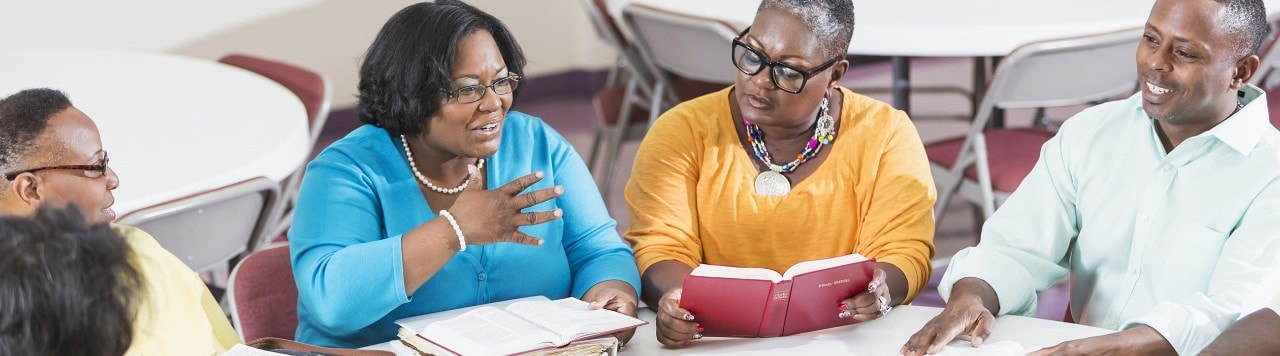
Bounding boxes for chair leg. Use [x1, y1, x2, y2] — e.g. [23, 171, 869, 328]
[598, 121, 629, 204]
[588, 125, 606, 173]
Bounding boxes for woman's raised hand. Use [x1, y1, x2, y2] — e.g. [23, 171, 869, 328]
[447, 165, 563, 246]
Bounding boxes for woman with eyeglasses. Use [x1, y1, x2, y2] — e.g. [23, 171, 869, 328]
[625, 0, 936, 347]
[289, 0, 640, 348]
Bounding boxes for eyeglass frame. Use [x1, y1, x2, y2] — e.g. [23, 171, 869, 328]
[3, 152, 110, 181]
[444, 74, 522, 104]
[731, 27, 842, 94]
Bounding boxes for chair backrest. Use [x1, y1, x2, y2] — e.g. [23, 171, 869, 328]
[971, 28, 1142, 130]
[622, 4, 741, 84]
[227, 243, 298, 342]
[117, 177, 279, 273]
[217, 53, 332, 147]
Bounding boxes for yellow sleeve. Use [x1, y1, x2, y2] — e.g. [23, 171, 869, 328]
[623, 98, 709, 274]
[849, 105, 937, 303]
[199, 275, 240, 349]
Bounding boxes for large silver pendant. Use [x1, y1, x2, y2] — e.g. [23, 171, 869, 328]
[754, 170, 791, 196]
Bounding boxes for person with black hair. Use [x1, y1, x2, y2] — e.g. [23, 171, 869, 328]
[0, 88, 239, 354]
[0, 204, 142, 356]
[289, 0, 640, 347]
[902, 0, 1280, 354]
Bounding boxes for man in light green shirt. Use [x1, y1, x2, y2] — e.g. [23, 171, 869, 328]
[903, 0, 1280, 355]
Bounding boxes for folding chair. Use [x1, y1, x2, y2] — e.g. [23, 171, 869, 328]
[218, 54, 332, 244]
[227, 244, 299, 342]
[117, 177, 280, 274]
[926, 29, 1141, 225]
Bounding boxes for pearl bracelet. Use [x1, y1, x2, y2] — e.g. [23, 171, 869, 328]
[438, 209, 466, 252]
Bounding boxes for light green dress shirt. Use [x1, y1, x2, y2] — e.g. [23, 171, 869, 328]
[940, 85, 1280, 355]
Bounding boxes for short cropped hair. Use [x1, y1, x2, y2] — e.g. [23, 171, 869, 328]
[0, 204, 143, 356]
[758, 0, 855, 59]
[357, 0, 527, 137]
[1214, 0, 1269, 57]
[0, 88, 71, 173]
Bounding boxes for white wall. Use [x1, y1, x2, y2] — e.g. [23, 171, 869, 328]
[0, 0, 616, 108]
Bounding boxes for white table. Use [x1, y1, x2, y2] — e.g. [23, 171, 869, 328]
[622, 0, 1280, 112]
[0, 49, 310, 217]
[365, 305, 1110, 355]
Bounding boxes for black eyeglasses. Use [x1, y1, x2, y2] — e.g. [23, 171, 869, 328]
[446, 75, 521, 104]
[3, 152, 110, 181]
[731, 27, 841, 94]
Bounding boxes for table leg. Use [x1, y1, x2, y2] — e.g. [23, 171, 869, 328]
[891, 56, 911, 113]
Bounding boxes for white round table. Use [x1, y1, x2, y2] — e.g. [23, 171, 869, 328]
[364, 305, 1111, 355]
[0, 49, 310, 217]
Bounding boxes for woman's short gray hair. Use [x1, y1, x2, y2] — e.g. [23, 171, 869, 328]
[758, 0, 855, 59]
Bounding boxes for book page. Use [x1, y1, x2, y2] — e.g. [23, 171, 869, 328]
[689, 264, 783, 282]
[782, 253, 869, 279]
[420, 306, 559, 355]
[505, 298, 645, 343]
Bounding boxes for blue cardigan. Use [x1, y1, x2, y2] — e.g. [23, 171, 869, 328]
[288, 111, 641, 347]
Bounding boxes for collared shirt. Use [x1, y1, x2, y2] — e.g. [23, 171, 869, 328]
[940, 85, 1280, 355]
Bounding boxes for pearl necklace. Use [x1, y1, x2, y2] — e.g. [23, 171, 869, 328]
[400, 135, 485, 195]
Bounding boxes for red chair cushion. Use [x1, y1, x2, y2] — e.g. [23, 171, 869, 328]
[926, 128, 1056, 193]
[592, 85, 650, 126]
[218, 54, 326, 127]
[232, 245, 298, 341]
[1266, 86, 1280, 129]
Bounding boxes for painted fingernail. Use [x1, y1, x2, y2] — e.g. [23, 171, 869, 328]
[535, 171, 544, 178]
[681, 341, 691, 347]
[554, 186, 564, 194]
[683, 313, 695, 321]
[838, 303, 848, 311]
[553, 209, 563, 217]
[696, 325, 704, 333]
[838, 310, 851, 318]
[694, 333, 703, 339]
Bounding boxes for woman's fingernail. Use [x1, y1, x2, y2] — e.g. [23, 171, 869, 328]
[696, 325, 704, 333]
[554, 186, 564, 194]
[838, 310, 851, 319]
[682, 341, 691, 347]
[553, 209, 563, 217]
[838, 303, 848, 310]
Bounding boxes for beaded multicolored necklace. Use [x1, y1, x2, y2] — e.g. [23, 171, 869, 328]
[745, 94, 836, 196]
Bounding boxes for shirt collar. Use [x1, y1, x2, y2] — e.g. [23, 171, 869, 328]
[1206, 84, 1270, 156]
[1133, 84, 1272, 156]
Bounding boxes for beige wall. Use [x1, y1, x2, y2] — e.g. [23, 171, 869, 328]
[1, 0, 616, 108]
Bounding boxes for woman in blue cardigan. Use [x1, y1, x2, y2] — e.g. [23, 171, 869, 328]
[288, 0, 640, 347]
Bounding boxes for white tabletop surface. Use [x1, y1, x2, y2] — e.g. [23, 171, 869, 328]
[0, 49, 310, 217]
[365, 305, 1111, 355]
[625, 0, 1280, 57]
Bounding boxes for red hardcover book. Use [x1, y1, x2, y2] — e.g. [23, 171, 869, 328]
[679, 254, 876, 338]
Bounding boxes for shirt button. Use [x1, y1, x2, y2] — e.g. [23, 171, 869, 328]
[1106, 318, 1117, 327]
[1140, 214, 1148, 221]
[1163, 164, 1173, 171]
[477, 273, 486, 281]
[1128, 268, 1139, 275]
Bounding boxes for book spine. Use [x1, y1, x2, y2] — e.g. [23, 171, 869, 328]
[757, 280, 792, 338]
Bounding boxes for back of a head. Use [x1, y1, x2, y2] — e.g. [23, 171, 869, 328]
[0, 204, 142, 356]
[357, 0, 527, 137]
[0, 88, 71, 178]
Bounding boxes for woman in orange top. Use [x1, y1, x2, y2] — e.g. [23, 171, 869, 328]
[625, 0, 936, 347]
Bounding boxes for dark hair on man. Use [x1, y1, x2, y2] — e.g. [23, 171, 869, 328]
[0, 88, 72, 173]
[0, 204, 143, 356]
[357, 0, 527, 137]
[758, 0, 855, 59]
[1214, 0, 1269, 57]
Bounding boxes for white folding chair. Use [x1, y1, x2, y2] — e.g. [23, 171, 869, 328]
[117, 177, 280, 274]
[926, 29, 1141, 225]
[623, 3, 740, 123]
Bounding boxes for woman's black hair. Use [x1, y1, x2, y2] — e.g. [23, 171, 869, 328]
[0, 204, 143, 356]
[357, 0, 527, 136]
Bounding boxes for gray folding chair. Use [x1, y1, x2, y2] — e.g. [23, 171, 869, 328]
[117, 177, 280, 274]
[926, 29, 1141, 226]
[217, 54, 332, 245]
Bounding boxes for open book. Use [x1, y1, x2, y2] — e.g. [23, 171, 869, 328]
[395, 296, 644, 356]
[679, 253, 876, 338]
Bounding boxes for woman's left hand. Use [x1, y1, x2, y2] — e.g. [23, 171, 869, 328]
[838, 268, 892, 322]
[583, 280, 639, 345]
